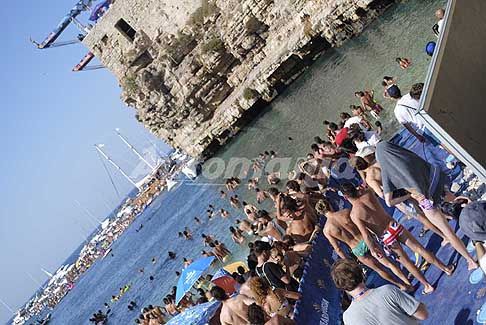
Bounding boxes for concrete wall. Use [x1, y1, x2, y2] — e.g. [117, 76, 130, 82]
[421, 0, 486, 179]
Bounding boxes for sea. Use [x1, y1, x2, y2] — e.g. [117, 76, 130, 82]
[31, 0, 446, 324]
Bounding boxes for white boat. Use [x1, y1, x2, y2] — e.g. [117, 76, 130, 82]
[13, 311, 26, 325]
[102, 248, 112, 259]
[181, 158, 202, 180]
[166, 180, 178, 191]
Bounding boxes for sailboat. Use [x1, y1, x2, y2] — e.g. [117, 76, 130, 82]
[166, 179, 178, 191]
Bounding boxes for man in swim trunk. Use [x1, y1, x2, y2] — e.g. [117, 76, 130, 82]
[342, 184, 455, 295]
[318, 199, 411, 291]
[355, 90, 383, 118]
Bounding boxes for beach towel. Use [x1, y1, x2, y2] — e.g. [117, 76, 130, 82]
[375, 141, 446, 203]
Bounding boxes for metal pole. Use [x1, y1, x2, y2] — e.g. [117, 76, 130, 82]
[95, 145, 140, 190]
[115, 129, 156, 170]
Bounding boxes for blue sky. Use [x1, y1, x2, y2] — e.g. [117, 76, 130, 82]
[1, 1, 169, 322]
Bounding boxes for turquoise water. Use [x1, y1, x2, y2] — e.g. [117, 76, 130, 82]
[45, 0, 448, 324]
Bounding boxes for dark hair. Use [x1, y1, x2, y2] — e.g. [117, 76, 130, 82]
[383, 76, 393, 81]
[341, 183, 359, 198]
[340, 112, 351, 120]
[331, 259, 363, 291]
[311, 143, 319, 152]
[409, 82, 424, 100]
[355, 91, 364, 96]
[375, 120, 382, 127]
[381, 81, 387, 87]
[281, 195, 298, 212]
[286, 180, 301, 192]
[229, 226, 236, 233]
[395, 57, 402, 63]
[314, 136, 324, 144]
[242, 201, 248, 206]
[323, 120, 330, 125]
[349, 157, 369, 171]
[248, 303, 266, 325]
[329, 122, 339, 131]
[210, 286, 228, 301]
[254, 240, 271, 256]
[267, 187, 279, 196]
[237, 266, 246, 275]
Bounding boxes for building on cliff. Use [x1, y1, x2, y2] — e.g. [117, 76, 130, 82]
[83, 0, 394, 158]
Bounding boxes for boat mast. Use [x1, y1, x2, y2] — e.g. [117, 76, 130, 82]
[95, 144, 140, 190]
[0, 298, 14, 313]
[74, 200, 102, 224]
[41, 268, 53, 279]
[115, 128, 156, 171]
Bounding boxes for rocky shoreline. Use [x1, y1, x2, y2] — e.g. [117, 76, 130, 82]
[84, 0, 395, 157]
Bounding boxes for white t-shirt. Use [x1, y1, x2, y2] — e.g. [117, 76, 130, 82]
[437, 19, 444, 36]
[394, 93, 424, 131]
[344, 116, 365, 129]
[355, 131, 381, 150]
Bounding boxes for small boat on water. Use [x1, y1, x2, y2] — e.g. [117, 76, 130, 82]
[38, 313, 51, 324]
[166, 180, 178, 191]
[102, 248, 112, 259]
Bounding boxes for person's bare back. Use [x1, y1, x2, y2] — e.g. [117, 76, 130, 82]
[220, 294, 254, 325]
[324, 209, 361, 249]
[350, 188, 393, 236]
[287, 207, 315, 243]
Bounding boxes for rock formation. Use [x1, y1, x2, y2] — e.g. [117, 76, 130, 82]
[84, 0, 395, 157]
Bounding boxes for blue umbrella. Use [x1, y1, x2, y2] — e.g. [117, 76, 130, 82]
[176, 256, 216, 304]
[165, 300, 221, 325]
[89, 0, 111, 21]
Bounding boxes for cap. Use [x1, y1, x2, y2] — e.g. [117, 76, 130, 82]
[355, 145, 376, 158]
[386, 85, 401, 98]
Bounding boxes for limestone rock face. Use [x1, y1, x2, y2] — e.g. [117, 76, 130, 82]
[83, 0, 394, 157]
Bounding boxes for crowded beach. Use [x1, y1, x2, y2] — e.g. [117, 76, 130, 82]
[85, 7, 486, 325]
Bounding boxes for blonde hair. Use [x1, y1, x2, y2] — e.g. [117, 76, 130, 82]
[248, 277, 271, 306]
[315, 199, 331, 215]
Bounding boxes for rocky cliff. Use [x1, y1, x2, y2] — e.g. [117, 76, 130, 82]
[84, 0, 394, 157]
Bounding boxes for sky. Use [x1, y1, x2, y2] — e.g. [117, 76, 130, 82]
[0, 1, 170, 322]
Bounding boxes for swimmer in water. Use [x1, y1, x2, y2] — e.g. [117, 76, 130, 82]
[151, 257, 157, 264]
[220, 209, 230, 218]
[220, 190, 226, 199]
[168, 251, 176, 259]
[395, 57, 411, 69]
[194, 216, 201, 224]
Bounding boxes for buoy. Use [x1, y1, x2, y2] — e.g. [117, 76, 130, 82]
[425, 41, 436, 56]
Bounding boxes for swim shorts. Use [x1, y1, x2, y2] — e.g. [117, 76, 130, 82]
[352, 240, 370, 257]
[418, 197, 435, 211]
[382, 222, 404, 246]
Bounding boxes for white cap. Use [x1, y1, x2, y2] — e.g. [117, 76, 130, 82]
[355, 146, 376, 158]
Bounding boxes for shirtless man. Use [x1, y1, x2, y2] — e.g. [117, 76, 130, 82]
[236, 219, 254, 235]
[255, 188, 267, 204]
[256, 211, 287, 242]
[211, 286, 255, 325]
[355, 90, 383, 118]
[341, 183, 455, 294]
[349, 154, 448, 245]
[317, 199, 411, 291]
[220, 209, 230, 218]
[277, 195, 318, 244]
[230, 226, 246, 244]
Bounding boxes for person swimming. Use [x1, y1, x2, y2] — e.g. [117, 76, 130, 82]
[168, 251, 176, 259]
[395, 57, 411, 69]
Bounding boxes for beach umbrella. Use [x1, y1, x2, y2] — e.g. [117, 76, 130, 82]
[165, 300, 221, 325]
[176, 256, 215, 304]
[211, 269, 237, 296]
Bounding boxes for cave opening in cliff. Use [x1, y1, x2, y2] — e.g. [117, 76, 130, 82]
[115, 18, 137, 42]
